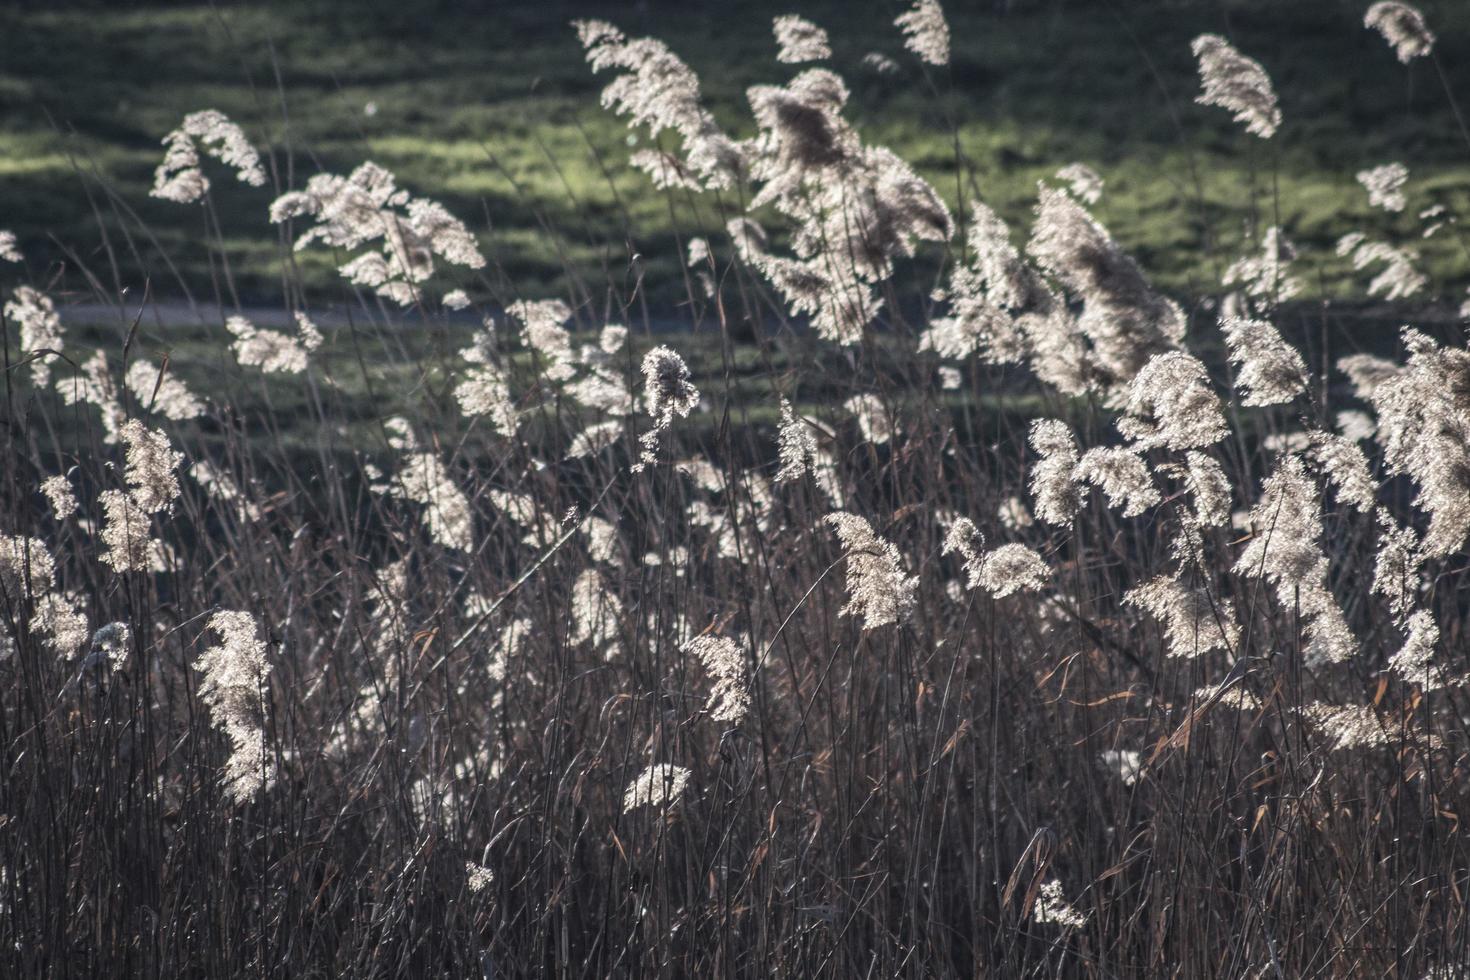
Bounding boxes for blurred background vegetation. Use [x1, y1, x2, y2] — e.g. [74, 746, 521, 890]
[3, 0, 1469, 313]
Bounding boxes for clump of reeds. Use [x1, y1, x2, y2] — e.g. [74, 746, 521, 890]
[1, 3, 1468, 977]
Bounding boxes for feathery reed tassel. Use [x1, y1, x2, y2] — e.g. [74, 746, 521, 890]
[195, 611, 271, 804]
[1365, 2, 1435, 63]
[1190, 34, 1280, 138]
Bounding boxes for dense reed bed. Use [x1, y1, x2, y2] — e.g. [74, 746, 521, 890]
[2, 2, 1470, 976]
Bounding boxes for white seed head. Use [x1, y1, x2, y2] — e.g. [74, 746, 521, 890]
[1357, 162, 1409, 213]
[194, 610, 271, 804]
[1075, 447, 1161, 518]
[1055, 163, 1103, 205]
[894, 0, 949, 66]
[40, 475, 78, 521]
[151, 110, 266, 203]
[773, 15, 830, 64]
[1118, 352, 1228, 450]
[5, 286, 63, 386]
[824, 512, 916, 631]
[1032, 879, 1088, 929]
[622, 762, 692, 813]
[1191, 34, 1281, 138]
[1222, 316, 1307, 407]
[1365, 2, 1435, 62]
[1125, 575, 1240, 660]
[686, 635, 750, 725]
[1028, 419, 1082, 527]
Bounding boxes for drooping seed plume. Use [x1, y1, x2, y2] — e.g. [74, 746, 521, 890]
[125, 360, 206, 420]
[1190, 34, 1281, 138]
[894, 0, 949, 66]
[622, 763, 692, 813]
[1125, 575, 1240, 660]
[151, 109, 266, 203]
[270, 161, 484, 305]
[1117, 352, 1228, 450]
[1357, 162, 1409, 212]
[773, 15, 830, 63]
[686, 634, 751, 725]
[226, 313, 322, 374]
[1028, 419, 1082, 527]
[1055, 163, 1103, 205]
[1031, 880, 1088, 929]
[774, 397, 819, 483]
[1365, 2, 1436, 63]
[40, 475, 77, 522]
[380, 419, 475, 552]
[1358, 329, 1470, 556]
[194, 610, 271, 804]
[5, 286, 62, 386]
[824, 512, 916, 631]
[1075, 447, 1161, 518]
[1222, 316, 1308, 407]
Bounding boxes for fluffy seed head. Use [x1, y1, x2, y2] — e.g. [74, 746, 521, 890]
[773, 15, 830, 63]
[894, 0, 950, 66]
[1223, 227, 1302, 303]
[846, 393, 894, 444]
[1101, 749, 1143, 786]
[0, 536, 54, 597]
[1222, 316, 1308, 406]
[1307, 432, 1377, 512]
[1028, 187, 1184, 392]
[1125, 575, 1240, 660]
[824, 512, 916, 630]
[125, 360, 206, 420]
[1305, 702, 1390, 750]
[5, 286, 63, 386]
[642, 346, 700, 425]
[383, 422, 475, 552]
[686, 635, 750, 725]
[194, 610, 271, 803]
[40, 475, 78, 521]
[1075, 447, 1160, 518]
[1032, 880, 1088, 929]
[466, 863, 495, 894]
[1184, 452, 1232, 527]
[622, 763, 692, 812]
[151, 110, 266, 203]
[1372, 509, 1422, 623]
[1365, 2, 1435, 62]
[1357, 162, 1409, 212]
[1191, 34, 1281, 138]
[1029, 419, 1082, 527]
[774, 398, 819, 483]
[226, 315, 319, 374]
[119, 419, 183, 515]
[1118, 352, 1228, 450]
[1361, 329, 1470, 555]
[1387, 609, 1450, 689]
[975, 543, 1049, 598]
[1055, 163, 1103, 205]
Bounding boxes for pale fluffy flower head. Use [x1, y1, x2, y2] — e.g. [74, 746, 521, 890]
[825, 512, 916, 630]
[622, 763, 692, 812]
[773, 15, 830, 63]
[895, 0, 949, 66]
[1365, 2, 1435, 62]
[1191, 34, 1281, 138]
[1357, 163, 1409, 212]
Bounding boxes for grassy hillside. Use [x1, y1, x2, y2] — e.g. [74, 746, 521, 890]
[3, 0, 1470, 311]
